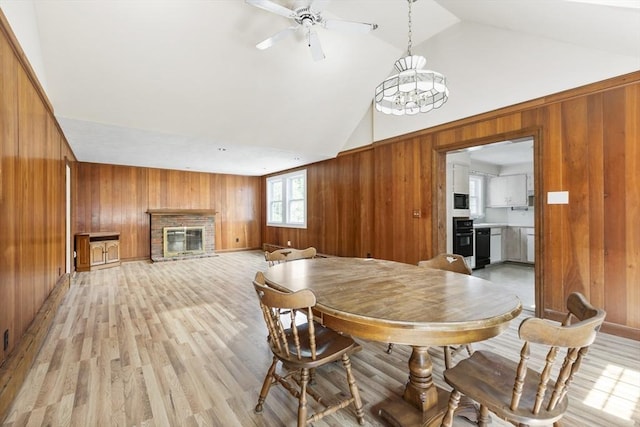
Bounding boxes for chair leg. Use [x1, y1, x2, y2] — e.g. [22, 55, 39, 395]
[341, 353, 365, 425]
[441, 389, 461, 427]
[297, 368, 310, 427]
[465, 344, 473, 356]
[478, 405, 490, 427]
[255, 357, 278, 413]
[386, 343, 394, 354]
[443, 345, 453, 369]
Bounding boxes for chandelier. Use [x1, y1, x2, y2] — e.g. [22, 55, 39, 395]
[374, 0, 449, 116]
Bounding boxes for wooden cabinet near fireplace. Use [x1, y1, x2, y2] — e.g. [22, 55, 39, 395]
[75, 232, 121, 272]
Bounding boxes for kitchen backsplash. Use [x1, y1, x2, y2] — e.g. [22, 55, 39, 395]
[481, 207, 534, 227]
[507, 208, 534, 226]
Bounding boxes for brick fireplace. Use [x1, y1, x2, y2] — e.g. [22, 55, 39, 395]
[147, 209, 217, 262]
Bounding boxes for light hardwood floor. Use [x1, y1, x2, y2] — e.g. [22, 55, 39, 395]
[2, 251, 639, 426]
[472, 263, 535, 311]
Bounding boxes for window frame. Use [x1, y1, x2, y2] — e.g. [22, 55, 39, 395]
[266, 169, 307, 229]
[469, 174, 485, 218]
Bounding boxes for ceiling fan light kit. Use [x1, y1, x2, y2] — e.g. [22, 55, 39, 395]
[375, 0, 449, 116]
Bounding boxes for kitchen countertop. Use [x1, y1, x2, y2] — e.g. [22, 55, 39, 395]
[473, 222, 507, 228]
[473, 223, 533, 228]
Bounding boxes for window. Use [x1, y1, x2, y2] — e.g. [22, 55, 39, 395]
[267, 170, 307, 228]
[469, 174, 484, 218]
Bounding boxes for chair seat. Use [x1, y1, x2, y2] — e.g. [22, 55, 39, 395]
[275, 322, 358, 369]
[444, 350, 568, 426]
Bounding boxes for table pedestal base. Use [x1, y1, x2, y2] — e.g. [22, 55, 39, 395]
[374, 387, 450, 427]
[373, 345, 481, 426]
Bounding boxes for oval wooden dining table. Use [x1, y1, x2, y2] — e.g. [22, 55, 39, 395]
[263, 256, 522, 427]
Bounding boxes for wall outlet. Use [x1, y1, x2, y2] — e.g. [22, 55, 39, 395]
[3, 329, 8, 351]
[235, 237, 239, 243]
[287, 240, 291, 247]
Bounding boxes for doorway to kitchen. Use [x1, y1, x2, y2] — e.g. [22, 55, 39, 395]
[445, 137, 536, 312]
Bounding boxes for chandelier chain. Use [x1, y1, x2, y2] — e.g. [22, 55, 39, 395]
[407, 0, 413, 56]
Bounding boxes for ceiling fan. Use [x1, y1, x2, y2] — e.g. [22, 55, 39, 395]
[246, 0, 378, 61]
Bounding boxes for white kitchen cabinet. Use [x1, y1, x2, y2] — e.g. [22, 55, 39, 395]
[487, 176, 505, 207]
[526, 228, 535, 263]
[504, 227, 522, 261]
[452, 163, 469, 194]
[488, 174, 527, 207]
[490, 228, 502, 263]
[504, 226, 534, 263]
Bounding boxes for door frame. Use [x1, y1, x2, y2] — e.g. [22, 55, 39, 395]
[432, 126, 543, 317]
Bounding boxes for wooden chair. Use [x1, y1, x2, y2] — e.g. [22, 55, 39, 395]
[264, 246, 317, 266]
[417, 253, 472, 275]
[252, 272, 365, 426]
[440, 292, 606, 427]
[387, 253, 473, 367]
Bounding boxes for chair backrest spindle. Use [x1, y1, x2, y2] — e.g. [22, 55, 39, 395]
[533, 345, 558, 413]
[511, 341, 529, 411]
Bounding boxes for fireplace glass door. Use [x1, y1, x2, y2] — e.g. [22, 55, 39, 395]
[163, 226, 205, 257]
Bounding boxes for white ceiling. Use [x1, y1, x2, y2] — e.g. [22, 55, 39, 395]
[468, 138, 534, 167]
[1, 0, 639, 176]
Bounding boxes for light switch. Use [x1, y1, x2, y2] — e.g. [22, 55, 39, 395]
[547, 191, 569, 204]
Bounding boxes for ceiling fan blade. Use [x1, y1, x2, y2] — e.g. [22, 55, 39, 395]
[256, 26, 298, 50]
[324, 19, 378, 33]
[245, 0, 296, 19]
[308, 30, 325, 61]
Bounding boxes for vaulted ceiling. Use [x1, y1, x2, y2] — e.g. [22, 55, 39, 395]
[1, 0, 639, 175]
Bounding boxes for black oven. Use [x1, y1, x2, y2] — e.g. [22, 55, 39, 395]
[453, 193, 469, 210]
[452, 218, 473, 257]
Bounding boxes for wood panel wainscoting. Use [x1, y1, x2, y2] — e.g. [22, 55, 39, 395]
[0, 10, 76, 420]
[3, 251, 639, 426]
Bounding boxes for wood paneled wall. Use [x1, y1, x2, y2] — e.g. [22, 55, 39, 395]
[262, 150, 374, 257]
[74, 163, 262, 259]
[0, 10, 74, 374]
[264, 71, 640, 340]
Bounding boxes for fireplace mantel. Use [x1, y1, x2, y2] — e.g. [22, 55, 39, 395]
[147, 209, 217, 216]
